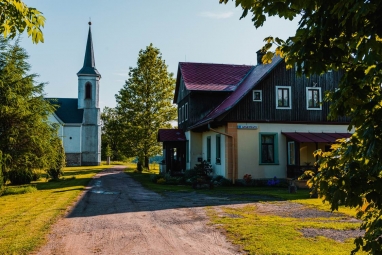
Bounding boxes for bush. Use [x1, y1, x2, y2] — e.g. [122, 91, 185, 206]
[150, 174, 164, 183]
[211, 175, 232, 187]
[47, 141, 65, 180]
[8, 168, 34, 185]
[156, 178, 166, 184]
[46, 168, 63, 180]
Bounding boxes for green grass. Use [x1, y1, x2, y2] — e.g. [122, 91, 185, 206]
[0, 165, 111, 255]
[207, 205, 364, 255]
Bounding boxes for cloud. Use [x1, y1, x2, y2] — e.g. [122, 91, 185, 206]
[199, 11, 233, 19]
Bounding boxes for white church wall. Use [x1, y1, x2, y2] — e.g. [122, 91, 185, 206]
[48, 114, 64, 141]
[63, 125, 82, 153]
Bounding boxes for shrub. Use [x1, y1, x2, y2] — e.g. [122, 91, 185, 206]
[8, 168, 34, 185]
[47, 140, 65, 180]
[157, 178, 166, 184]
[150, 174, 164, 183]
[211, 175, 232, 187]
[243, 174, 252, 185]
[164, 173, 180, 185]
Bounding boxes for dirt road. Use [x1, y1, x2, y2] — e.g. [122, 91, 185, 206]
[36, 166, 244, 255]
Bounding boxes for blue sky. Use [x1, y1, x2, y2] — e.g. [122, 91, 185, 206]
[20, 0, 299, 110]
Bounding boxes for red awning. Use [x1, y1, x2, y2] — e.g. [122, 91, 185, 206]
[282, 132, 351, 143]
[157, 129, 186, 142]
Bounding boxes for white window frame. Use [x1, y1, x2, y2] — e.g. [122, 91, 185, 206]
[306, 87, 322, 110]
[178, 107, 181, 124]
[185, 103, 188, 121]
[253, 90, 262, 102]
[275, 86, 292, 109]
[181, 105, 185, 123]
[288, 141, 296, 165]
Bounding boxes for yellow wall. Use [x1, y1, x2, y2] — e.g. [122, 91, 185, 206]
[236, 123, 350, 179]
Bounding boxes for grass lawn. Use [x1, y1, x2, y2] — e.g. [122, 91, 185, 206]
[126, 167, 364, 255]
[0, 164, 112, 255]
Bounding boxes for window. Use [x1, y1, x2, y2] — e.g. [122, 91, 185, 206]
[85, 83, 92, 99]
[306, 87, 322, 110]
[206, 136, 211, 163]
[178, 107, 181, 124]
[253, 90, 262, 102]
[276, 86, 291, 109]
[216, 134, 221, 164]
[288, 141, 295, 165]
[182, 105, 185, 123]
[259, 133, 278, 164]
[185, 103, 188, 121]
[186, 140, 189, 163]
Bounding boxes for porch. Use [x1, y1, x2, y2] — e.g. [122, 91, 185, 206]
[282, 132, 352, 179]
[157, 129, 187, 176]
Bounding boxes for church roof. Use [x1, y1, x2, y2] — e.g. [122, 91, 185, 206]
[77, 23, 101, 77]
[47, 98, 83, 123]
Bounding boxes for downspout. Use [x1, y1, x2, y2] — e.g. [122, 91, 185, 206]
[208, 124, 236, 184]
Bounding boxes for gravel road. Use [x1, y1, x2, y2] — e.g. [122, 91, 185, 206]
[35, 166, 245, 255]
[35, 166, 363, 255]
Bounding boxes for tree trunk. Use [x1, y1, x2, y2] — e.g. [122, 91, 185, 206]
[144, 156, 150, 170]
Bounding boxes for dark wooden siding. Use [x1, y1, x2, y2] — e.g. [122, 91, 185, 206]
[178, 91, 231, 130]
[224, 62, 349, 123]
[176, 77, 190, 104]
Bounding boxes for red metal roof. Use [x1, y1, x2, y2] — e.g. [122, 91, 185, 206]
[189, 56, 283, 129]
[179, 62, 253, 91]
[157, 129, 186, 142]
[282, 132, 352, 143]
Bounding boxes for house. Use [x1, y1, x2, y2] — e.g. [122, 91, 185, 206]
[47, 22, 101, 166]
[158, 51, 351, 180]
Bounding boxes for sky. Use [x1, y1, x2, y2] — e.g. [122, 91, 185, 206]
[20, 0, 299, 110]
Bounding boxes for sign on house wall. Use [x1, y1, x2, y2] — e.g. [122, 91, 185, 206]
[237, 124, 258, 130]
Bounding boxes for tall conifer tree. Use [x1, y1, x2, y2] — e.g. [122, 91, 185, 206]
[0, 38, 60, 184]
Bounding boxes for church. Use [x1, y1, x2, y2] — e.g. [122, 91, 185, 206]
[47, 22, 101, 166]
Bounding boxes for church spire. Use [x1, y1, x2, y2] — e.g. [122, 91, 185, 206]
[77, 22, 101, 77]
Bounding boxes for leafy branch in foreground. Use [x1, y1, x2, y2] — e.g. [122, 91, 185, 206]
[0, 0, 45, 43]
[220, 0, 382, 253]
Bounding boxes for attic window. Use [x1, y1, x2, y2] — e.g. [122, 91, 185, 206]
[85, 83, 92, 99]
[253, 90, 262, 102]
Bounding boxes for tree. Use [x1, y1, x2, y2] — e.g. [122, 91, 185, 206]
[0, 37, 60, 184]
[115, 44, 176, 170]
[101, 106, 126, 161]
[46, 138, 65, 180]
[0, 0, 45, 43]
[220, 0, 382, 253]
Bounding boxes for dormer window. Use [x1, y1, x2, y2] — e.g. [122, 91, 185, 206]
[85, 83, 92, 99]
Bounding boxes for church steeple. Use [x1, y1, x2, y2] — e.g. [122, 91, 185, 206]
[77, 22, 101, 77]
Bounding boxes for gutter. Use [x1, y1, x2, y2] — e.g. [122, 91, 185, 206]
[208, 124, 236, 185]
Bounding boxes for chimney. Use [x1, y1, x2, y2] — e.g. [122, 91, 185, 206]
[256, 50, 265, 65]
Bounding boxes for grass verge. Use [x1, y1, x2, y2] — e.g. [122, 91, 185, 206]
[207, 205, 364, 255]
[0, 165, 110, 255]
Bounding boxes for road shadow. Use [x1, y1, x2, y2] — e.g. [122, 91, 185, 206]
[66, 167, 288, 218]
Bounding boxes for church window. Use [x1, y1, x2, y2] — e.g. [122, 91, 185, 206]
[85, 83, 92, 99]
